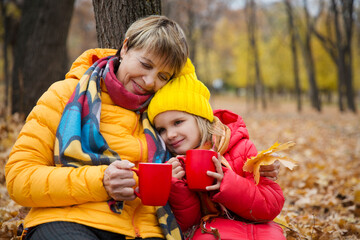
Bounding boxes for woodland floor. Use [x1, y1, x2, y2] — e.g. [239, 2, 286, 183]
[1, 95, 360, 239]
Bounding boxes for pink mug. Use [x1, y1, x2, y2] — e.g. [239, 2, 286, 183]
[178, 149, 217, 191]
[131, 163, 172, 206]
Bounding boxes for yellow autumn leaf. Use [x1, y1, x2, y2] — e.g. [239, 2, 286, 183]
[243, 141, 296, 184]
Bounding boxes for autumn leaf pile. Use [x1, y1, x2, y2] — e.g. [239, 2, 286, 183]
[1, 96, 360, 239]
[0, 113, 25, 240]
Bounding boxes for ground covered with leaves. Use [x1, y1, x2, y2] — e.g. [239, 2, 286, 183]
[1, 96, 360, 239]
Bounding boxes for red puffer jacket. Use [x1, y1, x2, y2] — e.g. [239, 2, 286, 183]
[168, 109, 285, 240]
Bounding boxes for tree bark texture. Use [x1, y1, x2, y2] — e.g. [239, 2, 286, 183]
[11, 0, 75, 115]
[92, 0, 161, 49]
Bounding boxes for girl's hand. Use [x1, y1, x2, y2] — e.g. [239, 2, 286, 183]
[260, 159, 280, 181]
[206, 153, 224, 191]
[167, 157, 185, 180]
[103, 160, 136, 201]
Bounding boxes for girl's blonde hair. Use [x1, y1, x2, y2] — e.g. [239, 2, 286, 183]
[116, 15, 189, 77]
[194, 115, 225, 148]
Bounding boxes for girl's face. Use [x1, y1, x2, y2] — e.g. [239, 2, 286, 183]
[116, 42, 174, 95]
[154, 111, 202, 155]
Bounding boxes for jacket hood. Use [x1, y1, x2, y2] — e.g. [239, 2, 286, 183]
[214, 109, 250, 150]
[65, 48, 117, 81]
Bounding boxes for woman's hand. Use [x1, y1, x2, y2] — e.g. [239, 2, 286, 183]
[103, 160, 136, 201]
[167, 157, 185, 180]
[260, 160, 280, 181]
[206, 153, 224, 191]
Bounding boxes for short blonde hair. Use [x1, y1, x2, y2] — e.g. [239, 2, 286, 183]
[117, 15, 188, 77]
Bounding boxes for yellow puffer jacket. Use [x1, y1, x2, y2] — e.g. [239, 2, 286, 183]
[5, 48, 163, 238]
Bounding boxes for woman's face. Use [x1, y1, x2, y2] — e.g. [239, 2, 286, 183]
[154, 111, 202, 155]
[117, 43, 174, 95]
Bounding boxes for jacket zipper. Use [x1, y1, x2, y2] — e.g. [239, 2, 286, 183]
[132, 112, 142, 238]
[132, 203, 142, 237]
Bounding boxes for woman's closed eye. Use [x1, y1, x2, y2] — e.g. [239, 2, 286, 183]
[140, 61, 170, 81]
[158, 73, 169, 81]
[141, 61, 152, 69]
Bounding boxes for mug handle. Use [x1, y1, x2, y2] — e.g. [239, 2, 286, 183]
[131, 169, 141, 198]
[176, 156, 186, 170]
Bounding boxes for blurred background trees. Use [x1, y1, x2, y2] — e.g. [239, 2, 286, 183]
[0, 0, 359, 116]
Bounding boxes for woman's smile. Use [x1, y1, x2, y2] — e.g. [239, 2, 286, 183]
[131, 80, 148, 95]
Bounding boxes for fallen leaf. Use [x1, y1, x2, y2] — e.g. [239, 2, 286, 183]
[243, 141, 296, 184]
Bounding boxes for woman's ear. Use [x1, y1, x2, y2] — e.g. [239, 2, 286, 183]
[120, 38, 128, 58]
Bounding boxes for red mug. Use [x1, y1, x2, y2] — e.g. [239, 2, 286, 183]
[131, 163, 172, 206]
[178, 149, 217, 191]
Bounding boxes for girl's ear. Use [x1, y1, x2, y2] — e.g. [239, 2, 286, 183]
[120, 38, 128, 58]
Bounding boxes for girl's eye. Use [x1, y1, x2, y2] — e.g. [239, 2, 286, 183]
[157, 128, 165, 134]
[174, 120, 183, 126]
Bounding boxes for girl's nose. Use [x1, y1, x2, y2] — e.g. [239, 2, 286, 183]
[167, 129, 177, 140]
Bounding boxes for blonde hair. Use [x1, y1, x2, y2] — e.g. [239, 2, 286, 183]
[194, 115, 225, 147]
[117, 15, 188, 77]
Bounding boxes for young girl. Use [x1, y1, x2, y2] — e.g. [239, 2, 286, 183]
[147, 59, 286, 240]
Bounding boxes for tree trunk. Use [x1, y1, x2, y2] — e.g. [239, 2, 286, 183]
[0, 2, 10, 117]
[92, 0, 161, 49]
[246, 0, 266, 110]
[302, 0, 321, 111]
[311, 0, 355, 113]
[332, 0, 346, 112]
[342, 0, 356, 113]
[186, 0, 197, 64]
[284, 0, 302, 112]
[1, 1, 21, 117]
[11, 0, 75, 115]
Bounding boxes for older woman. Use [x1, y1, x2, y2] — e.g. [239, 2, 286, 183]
[6, 15, 188, 240]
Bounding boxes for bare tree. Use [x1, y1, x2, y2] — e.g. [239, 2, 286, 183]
[11, 0, 75, 115]
[245, 0, 266, 110]
[296, 0, 321, 111]
[92, 0, 161, 48]
[284, 0, 302, 112]
[312, 0, 356, 113]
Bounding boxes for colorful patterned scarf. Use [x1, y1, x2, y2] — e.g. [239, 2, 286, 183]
[54, 55, 182, 240]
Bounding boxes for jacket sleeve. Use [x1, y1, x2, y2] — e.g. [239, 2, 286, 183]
[168, 177, 201, 232]
[211, 139, 285, 221]
[5, 80, 110, 208]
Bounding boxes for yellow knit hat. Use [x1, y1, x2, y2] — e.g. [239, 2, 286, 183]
[148, 58, 213, 124]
